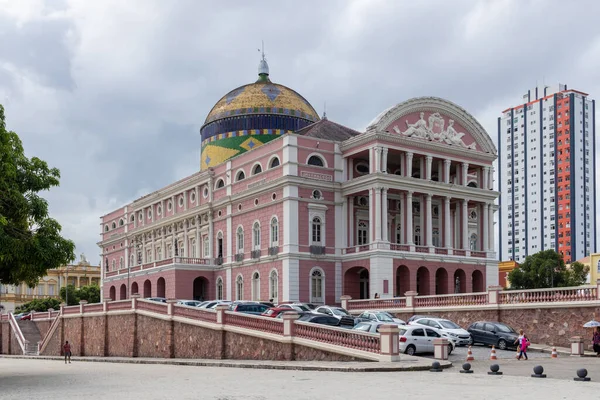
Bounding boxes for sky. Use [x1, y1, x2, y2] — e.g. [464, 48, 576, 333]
[1, 0, 599, 265]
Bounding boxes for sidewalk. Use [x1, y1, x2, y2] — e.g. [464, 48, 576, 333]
[528, 343, 597, 357]
[0, 354, 452, 372]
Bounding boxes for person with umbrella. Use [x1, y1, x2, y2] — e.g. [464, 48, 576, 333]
[583, 320, 600, 357]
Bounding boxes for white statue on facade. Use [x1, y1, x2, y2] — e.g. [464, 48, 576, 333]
[393, 112, 478, 150]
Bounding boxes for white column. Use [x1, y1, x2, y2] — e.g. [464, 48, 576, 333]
[462, 199, 469, 250]
[406, 152, 413, 178]
[425, 194, 433, 248]
[183, 222, 189, 257]
[208, 212, 214, 258]
[483, 167, 490, 190]
[489, 167, 495, 190]
[381, 147, 388, 173]
[381, 188, 388, 242]
[151, 233, 156, 261]
[398, 196, 405, 243]
[124, 245, 129, 269]
[425, 156, 432, 181]
[348, 196, 354, 247]
[195, 216, 201, 258]
[348, 158, 354, 180]
[375, 187, 382, 241]
[161, 227, 166, 259]
[171, 224, 176, 257]
[488, 205, 495, 252]
[482, 203, 489, 251]
[444, 159, 451, 184]
[444, 197, 452, 249]
[368, 188, 375, 243]
[369, 147, 376, 173]
[462, 162, 469, 186]
[406, 191, 414, 245]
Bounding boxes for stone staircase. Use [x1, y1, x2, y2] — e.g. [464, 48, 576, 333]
[17, 320, 42, 355]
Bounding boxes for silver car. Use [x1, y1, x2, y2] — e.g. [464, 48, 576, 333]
[398, 325, 456, 355]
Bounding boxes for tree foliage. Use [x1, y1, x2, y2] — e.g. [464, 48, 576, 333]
[15, 298, 61, 313]
[0, 104, 75, 286]
[507, 250, 589, 289]
[60, 284, 101, 306]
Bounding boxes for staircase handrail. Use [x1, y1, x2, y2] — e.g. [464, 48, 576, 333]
[37, 311, 62, 355]
[8, 313, 27, 354]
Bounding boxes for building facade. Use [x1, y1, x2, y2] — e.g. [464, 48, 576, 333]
[498, 84, 597, 264]
[0, 255, 100, 312]
[99, 59, 499, 305]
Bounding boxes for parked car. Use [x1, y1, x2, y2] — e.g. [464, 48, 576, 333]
[176, 300, 203, 307]
[262, 307, 308, 318]
[230, 302, 270, 315]
[398, 325, 455, 355]
[407, 315, 439, 324]
[467, 321, 519, 350]
[356, 310, 406, 325]
[277, 303, 314, 313]
[200, 300, 231, 309]
[352, 321, 402, 334]
[20, 313, 32, 321]
[410, 317, 471, 346]
[296, 314, 345, 327]
[314, 306, 356, 327]
[146, 297, 167, 303]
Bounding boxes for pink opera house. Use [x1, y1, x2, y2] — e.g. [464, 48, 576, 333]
[99, 57, 499, 304]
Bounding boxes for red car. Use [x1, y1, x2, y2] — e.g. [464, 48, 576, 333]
[20, 313, 32, 321]
[261, 307, 298, 318]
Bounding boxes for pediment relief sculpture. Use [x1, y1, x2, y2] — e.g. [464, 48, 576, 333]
[392, 112, 477, 150]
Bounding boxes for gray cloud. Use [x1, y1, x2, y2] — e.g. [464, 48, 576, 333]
[0, 0, 599, 263]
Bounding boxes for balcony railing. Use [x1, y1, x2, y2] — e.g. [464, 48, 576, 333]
[251, 249, 261, 259]
[235, 253, 244, 262]
[309, 245, 326, 255]
[268, 246, 279, 256]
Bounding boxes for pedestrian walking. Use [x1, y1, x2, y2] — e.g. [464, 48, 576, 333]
[63, 341, 72, 364]
[514, 329, 524, 359]
[593, 327, 600, 357]
[516, 334, 529, 360]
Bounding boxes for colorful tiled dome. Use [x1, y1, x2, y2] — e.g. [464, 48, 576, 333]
[200, 58, 319, 170]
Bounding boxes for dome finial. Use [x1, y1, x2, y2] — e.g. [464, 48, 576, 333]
[257, 40, 270, 82]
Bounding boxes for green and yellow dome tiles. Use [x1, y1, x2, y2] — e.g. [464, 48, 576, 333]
[200, 58, 319, 170]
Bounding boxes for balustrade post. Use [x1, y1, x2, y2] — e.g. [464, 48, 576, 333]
[60, 302, 66, 315]
[340, 295, 352, 310]
[487, 286, 503, 305]
[47, 308, 54, 319]
[166, 299, 177, 316]
[378, 324, 400, 361]
[131, 294, 141, 310]
[596, 279, 600, 300]
[215, 304, 229, 325]
[569, 336, 584, 356]
[282, 312, 300, 337]
[433, 338, 449, 360]
[79, 300, 88, 314]
[404, 291, 417, 308]
[102, 297, 111, 313]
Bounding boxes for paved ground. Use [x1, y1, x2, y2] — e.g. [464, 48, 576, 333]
[1, 358, 599, 399]
[447, 343, 551, 362]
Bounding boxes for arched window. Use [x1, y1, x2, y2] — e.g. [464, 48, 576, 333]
[130, 215, 135, 222]
[470, 233, 478, 251]
[111, 222, 116, 229]
[130, 254, 134, 267]
[311, 217, 322, 244]
[104, 225, 109, 232]
[111, 259, 116, 271]
[414, 226, 421, 246]
[178, 240, 184, 257]
[253, 222, 261, 249]
[269, 157, 280, 168]
[269, 270, 278, 303]
[216, 278, 223, 300]
[216, 178, 225, 189]
[119, 219, 124, 226]
[237, 226, 244, 253]
[119, 257, 123, 269]
[236, 170, 246, 182]
[310, 269, 324, 304]
[396, 224, 402, 244]
[146, 248, 152, 262]
[270, 217, 279, 245]
[357, 221, 368, 245]
[203, 237, 210, 258]
[167, 244, 173, 258]
[156, 246, 162, 260]
[252, 272, 260, 301]
[307, 155, 324, 167]
[236, 275, 243, 300]
[190, 239, 196, 258]
[252, 164, 262, 175]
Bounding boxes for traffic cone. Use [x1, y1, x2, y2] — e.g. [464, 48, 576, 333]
[551, 347, 558, 359]
[466, 346, 474, 361]
[490, 345, 497, 360]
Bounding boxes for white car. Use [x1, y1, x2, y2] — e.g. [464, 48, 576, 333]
[357, 310, 406, 325]
[410, 317, 471, 346]
[398, 325, 456, 356]
[176, 300, 203, 307]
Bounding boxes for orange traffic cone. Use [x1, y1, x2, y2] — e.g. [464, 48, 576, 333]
[466, 346, 474, 361]
[551, 347, 558, 359]
[490, 345, 497, 360]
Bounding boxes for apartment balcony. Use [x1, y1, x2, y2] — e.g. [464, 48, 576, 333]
[105, 257, 218, 278]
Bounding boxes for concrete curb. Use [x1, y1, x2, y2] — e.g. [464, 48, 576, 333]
[0, 355, 453, 372]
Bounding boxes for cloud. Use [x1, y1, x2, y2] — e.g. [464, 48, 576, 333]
[0, 0, 599, 263]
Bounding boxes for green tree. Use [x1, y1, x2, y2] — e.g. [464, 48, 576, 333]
[507, 250, 589, 289]
[59, 284, 100, 305]
[0, 104, 75, 286]
[59, 284, 80, 306]
[15, 298, 61, 313]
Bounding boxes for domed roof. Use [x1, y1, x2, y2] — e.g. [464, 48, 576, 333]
[203, 81, 319, 125]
